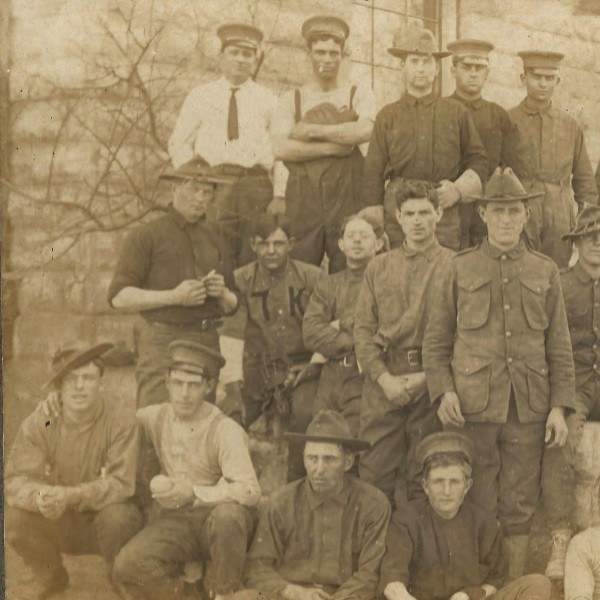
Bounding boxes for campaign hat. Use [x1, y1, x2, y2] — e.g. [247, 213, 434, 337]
[168, 340, 225, 380]
[217, 22, 263, 51]
[562, 205, 600, 241]
[415, 431, 476, 469]
[388, 26, 451, 59]
[447, 38, 494, 65]
[44, 342, 114, 389]
[472, 167, 544, 203]
[285, 410, 371, 452]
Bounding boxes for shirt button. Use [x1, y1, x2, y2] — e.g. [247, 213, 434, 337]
[503, 278, 509, 284]
[278, 309, 283, 315]
[595, 326, 599, 333]
[595, 302, 599, 308]
[594, 344, 598, 350]
[504, 304, 511, 310]
[506, 331, 512, 337]
[507, 357, 513, 364]
[595, 280, 599, 286]
[501, 255, 507, 260]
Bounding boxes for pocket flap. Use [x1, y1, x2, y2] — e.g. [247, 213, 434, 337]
[520, 278, 550, 295]
[526, 362, 549, 376]
[452, 357, 492, 376]
[458, 275, 492, 293]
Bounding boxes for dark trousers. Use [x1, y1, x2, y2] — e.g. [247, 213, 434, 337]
[447, 400, 546, 536]
[490, 574, 552, 599]
[6, 503, 143, 580]
[135, 321, 219, 408]
[358, 375, 441, 506]
[114, 503, 255, 596]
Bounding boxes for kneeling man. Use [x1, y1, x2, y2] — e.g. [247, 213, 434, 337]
[113, 341, 260, 599]
[381, 432, 552, 600]
[244, 409, 391, 599]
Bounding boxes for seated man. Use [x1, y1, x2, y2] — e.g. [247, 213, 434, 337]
[5, 342, 143, 600]
[381, 432, 552, 600]
[243, 409, 391, 600]
[565, 525, 600, 600]
[113, 341, 260, 599]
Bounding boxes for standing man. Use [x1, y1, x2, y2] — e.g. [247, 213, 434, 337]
[108, 167, 238, 408]
[168, 22, 276, 266]
[541, 206, 600, 580]
[509, 50, 598, 267]
[354, 182, 453, 506]
[361, 26, 488, 251]
[243, 410, 391, 600]
[446, 38, 524, 248]
[113, 341, 260, 600]
[423, 167, 576, 578]
[6, 343, 143, 600]
[218, 214, 323, 481]
[302, 213, 384, 435]
[271, 15, 377, 272]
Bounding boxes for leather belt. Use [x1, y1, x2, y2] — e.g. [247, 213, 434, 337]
[150, 319, 223, 332]
[212, 163, 268, 178]
[385, 346, 423, 375]
[332, 353, 358, 368]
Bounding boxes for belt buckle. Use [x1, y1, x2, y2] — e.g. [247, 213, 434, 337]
[342, 354, 353, 367]
[407, 349, 420, 367]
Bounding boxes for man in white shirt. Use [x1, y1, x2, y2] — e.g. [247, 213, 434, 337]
[168, 22, 277, 267]
[271, 15, 377, 272]
[565, 526, 600, 600]
[113, 341, 260, 599]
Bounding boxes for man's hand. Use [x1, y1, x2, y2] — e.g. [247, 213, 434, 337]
[171, 280, 207, 306]
[290, 122, 317, 142]
[437, 392, 465, 427]
[449, 593, 470, 600]
[545, 406, 568, 448]
[404, 372, 428, 397]
[436, 180, 461, 209]
[377, 372, 412, 406]
[36, 486, 77, 520]
[203, 271, 227, 299]
[267, 196, 286, 216]
[221, 380, 245, 425]
[283, 584, 333, 600]
[37, 391, 62, 418]
[287, 363, 323, 389]
[329, 319, 340, 331]
[152, 478, 195, 509]
[383, 581, 417, 600]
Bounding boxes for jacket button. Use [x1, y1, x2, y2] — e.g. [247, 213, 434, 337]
[501, 255, 507, 260]
[504, 304, 510, 310]
[503, 278, 509, 284]
[506, 331, 512, 337]
[507, 357, 513, 364]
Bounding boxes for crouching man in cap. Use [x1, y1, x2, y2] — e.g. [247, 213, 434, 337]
[381, 432, 552, 600]
[113, 341, 260, 599]
[243, 410, 391, 600]
[423, 167, 576, 578]
[5, 343, 143, 600]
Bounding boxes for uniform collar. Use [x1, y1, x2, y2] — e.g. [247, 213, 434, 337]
[520, 98, 553, 116]
[451, 91, 484, 110]
[402, 238, 442, 261]
[482, 237, 526, 259]
[401, 91, 437, 107]
[304, 476, 353, 509]
[573, 261, 597, 284]
[217, 76, 252, 91]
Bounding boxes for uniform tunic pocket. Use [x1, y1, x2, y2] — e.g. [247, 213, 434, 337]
[457, 276, 491, 330]
[520, 278, 550, 331]
[526, 361, 551, 413]
[452, 358, 492, 414]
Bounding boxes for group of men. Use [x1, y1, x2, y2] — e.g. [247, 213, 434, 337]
[6, 11, 600, 600]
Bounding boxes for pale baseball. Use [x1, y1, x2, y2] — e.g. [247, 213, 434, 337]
[150, 475, 174, 494]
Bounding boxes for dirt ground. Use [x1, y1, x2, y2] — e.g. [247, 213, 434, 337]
[3, 361, 565, 599]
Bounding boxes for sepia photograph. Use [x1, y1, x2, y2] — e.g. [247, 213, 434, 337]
[2, 0, 600, 598]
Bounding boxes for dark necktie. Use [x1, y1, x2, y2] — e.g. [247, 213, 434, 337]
[228, 87, 239, 141]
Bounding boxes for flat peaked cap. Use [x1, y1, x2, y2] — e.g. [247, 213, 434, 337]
[447, 38, 494, 64]
[44, 342, 114, 389]
[388, 26, 451, 59]
[472, 167, 544, 202]
[415, 432, 476, 469]
[217, 22, 263, 51]
[168, 340, 225, 379]
[562, 205, 600, 241]
[518, 50, 564, 71]
[159, 159, 231, 186]
[302, 15, 350, 43]
[285, 409, 371, 452]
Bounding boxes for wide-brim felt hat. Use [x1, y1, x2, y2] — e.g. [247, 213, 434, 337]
[285, 409, 371, 452]
[44, 342, 114, 389]
[168, 340, 226, 380]
[388, 26, 451, 59]
[472, 167, 544, 202]
[415, 431, 476, 469]
[158, 160, 231, 186]
[562, 205, 600, 241]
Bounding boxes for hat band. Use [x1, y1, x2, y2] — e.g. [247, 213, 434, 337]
[170, 362, 208, 377]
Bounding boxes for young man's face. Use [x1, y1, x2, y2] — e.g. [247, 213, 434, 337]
[478, 200, 529, 249]
[172, 181, 214, 223]
[338, 217, 382, 263]
[397, 197, 442, 245]
[59, 362, 102, 415]
[577, 232, 600, 269]
[250, 227, 293, 272]
[452, 61, 488, 97]
[219, 44, 258, 84]
[166, 368, 214, 420]
[304, 441, 353, 495]
[403, 54, 439, 92]
[422, 464, 473, 520]
[309, 38, 343, 81]
[520, 70, 559, 104]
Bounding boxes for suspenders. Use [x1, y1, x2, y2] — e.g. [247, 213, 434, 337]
[293, 85, 358, 123]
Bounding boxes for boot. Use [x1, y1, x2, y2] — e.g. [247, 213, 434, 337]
[544, 529, 572, 580]
[505, 534, 530, 580]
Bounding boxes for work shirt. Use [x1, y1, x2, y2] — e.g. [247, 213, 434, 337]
[302, 266, 367, 359]
[168, 76, 277, 170]
[561, 262, 600, 387]
[361, 92, 488, 206]
[244, 475, 391, 600]
[137, 402, 260, 507]
[220, 259, 323, 363]
[509, 99, 597, 209]
[380, 498, 507, 599]
[423, 239, 576, 423]
[450, 93, 523, 176]
[354, 241, 454, 382]
[565, 526, 600, 600]
[108, 206, 236, 325]
[5, 400, 138, 513]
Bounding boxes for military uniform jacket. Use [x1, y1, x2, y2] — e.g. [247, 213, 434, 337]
[423, 239, 575, 423]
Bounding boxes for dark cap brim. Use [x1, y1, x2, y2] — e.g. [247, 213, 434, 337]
[472, 191, 545, 203]
[158, 172, 230, 185]
[562, 223, 600, 241]
[388, 47, 452, 59]
[43, 343, 114, 389]
[284, 432, 371, 452]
